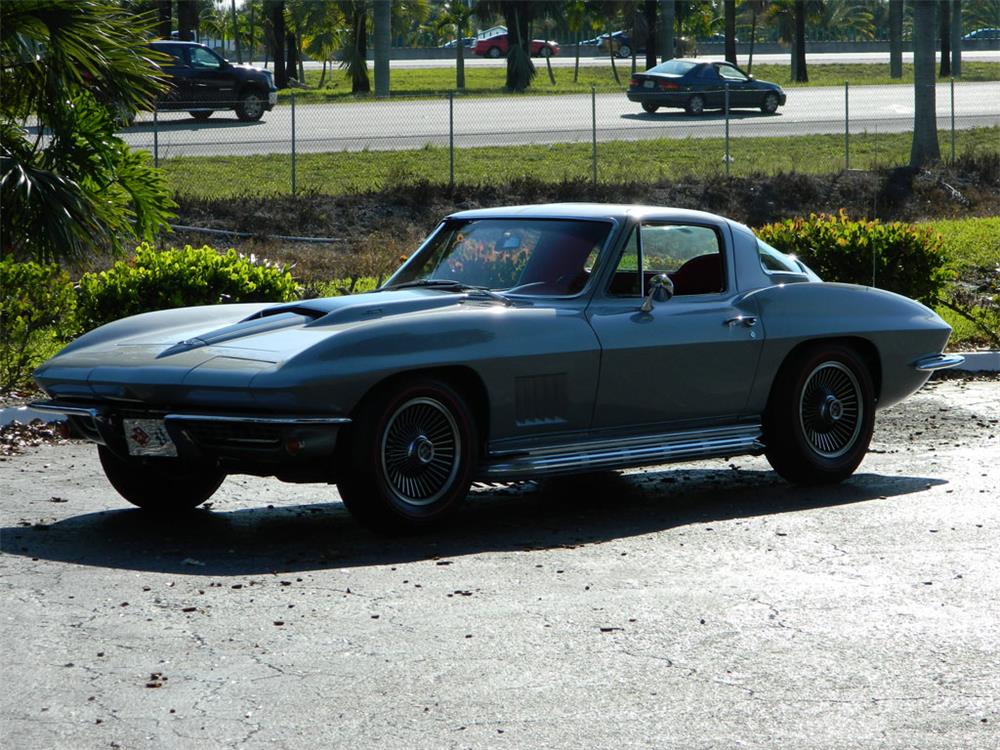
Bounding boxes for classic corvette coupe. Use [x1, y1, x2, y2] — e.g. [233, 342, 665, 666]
[33, 205, 962, 532]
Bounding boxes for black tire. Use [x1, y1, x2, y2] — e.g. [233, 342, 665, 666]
[539, 45, 553, 58]
[235, 91, 265, 122]
[642, 102, 660, 114]
[685, 94, 705, 115]
[97, 445, 224, 512]
[189, 110, 213, 120]
[763, 344, 875, 486]
[337, 378, 479, 533]
[617, 44, 632, 58]
[761, 92, 779, 114]
[486, 46, 502, 59]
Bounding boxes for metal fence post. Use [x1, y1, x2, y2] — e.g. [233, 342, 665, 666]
[950, 77, 956, 164]
[591, 86, 597, 187]
[449, 92, 454, 189]
[724, 83, 730, 177]
[291, 92, 297, 195]
[844, 80, 850, 170]
[153, 108, 159, 168]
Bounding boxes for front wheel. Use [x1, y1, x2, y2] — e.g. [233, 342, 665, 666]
[763, 344, 875, 486]
[642, 102, 659, 114]
[539, 45, 553, 58]
[98, 445, 224, 512]
[235, 91, 265, 122]
[486, 46, 502, 59]
[617, 44, 632, 58]
[761, 92, 780, 114]
[685, 94, 705, 115]
[337, 378, 479, 533]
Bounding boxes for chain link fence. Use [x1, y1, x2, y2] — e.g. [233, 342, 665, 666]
[120, 80, 1000, 197]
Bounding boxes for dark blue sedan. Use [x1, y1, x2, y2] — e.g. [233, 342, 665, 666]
[627, 58, 786, 115]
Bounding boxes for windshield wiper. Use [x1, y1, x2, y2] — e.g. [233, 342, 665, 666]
[384, 279, 513, 306]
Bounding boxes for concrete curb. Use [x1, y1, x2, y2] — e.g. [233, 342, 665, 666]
[953, 351, 1000, 372]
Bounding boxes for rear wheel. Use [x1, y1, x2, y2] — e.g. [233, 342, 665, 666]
[763, 344, 875, 486]
[761, 92, 780, 114]
[337, 378, 478, 533]
[642, 102, 660, 114]
[539, 45, 553, 58]
[235, 91, 265, 122]
[98, 445, 224, 512]
[617, 44, 632, 58]
[486, 46, 502, 59]
[189, 110, 213, 120]
[685, 94, 705, 115]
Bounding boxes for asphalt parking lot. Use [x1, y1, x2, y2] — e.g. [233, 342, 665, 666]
[1, 375, 998, 750]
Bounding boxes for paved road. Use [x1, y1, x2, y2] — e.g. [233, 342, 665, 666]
[2, 376, 998, 749]
[124, 81, 999, 157]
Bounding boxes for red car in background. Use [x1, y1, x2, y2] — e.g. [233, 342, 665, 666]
[472, 29, 559, 58]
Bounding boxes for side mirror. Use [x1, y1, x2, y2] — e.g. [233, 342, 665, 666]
[640, 273, 674, 312]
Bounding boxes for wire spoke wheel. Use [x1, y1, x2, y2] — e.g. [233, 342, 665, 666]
[798, 361, 863, 459]
[380, 397, 461, 507]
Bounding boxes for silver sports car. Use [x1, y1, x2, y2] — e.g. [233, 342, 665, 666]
[33, 204, 963, 532]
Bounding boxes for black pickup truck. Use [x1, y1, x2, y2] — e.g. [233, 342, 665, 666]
[148, 40, 278, 122]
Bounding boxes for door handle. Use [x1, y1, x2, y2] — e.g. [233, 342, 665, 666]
[724, 316, 757, 327]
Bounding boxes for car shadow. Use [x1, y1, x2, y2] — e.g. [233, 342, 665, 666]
[123, 117, 264, 133]
[0, 467, 945, 576]
[621, 110, 780, 122]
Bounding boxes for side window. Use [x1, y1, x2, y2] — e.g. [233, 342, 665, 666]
[190, 47, 221, 70]
[717, 64, 748, 82]
[757, 238, 802, 273]
[609, 224, 724, 297]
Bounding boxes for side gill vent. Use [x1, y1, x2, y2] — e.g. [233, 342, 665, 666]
[515, 373, 569, 427]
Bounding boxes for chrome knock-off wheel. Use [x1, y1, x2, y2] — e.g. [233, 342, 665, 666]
[798, 362, 863, 459]
[381, 397, 461, 506]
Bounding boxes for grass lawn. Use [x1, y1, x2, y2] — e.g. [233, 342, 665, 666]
[921, 216, 1000, 348]
[283, 61, 1000, 103]
[159, 126, 1000, 198]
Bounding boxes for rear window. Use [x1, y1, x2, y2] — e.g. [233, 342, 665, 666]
[647, 60, 697, 76]
[757, 238, 803, 274]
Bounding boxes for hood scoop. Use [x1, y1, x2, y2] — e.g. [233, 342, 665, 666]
[158, 311, 314, 358]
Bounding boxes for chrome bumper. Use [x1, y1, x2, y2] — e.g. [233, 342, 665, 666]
[913, 354, 966, 372]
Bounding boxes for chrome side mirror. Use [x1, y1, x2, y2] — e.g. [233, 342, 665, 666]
[640, 273, 674, 312]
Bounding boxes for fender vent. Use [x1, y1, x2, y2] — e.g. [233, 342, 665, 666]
[515, 373, 568, 426]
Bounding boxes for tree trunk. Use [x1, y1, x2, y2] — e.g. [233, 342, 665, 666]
[156, 0, 171, 39]
[793, 0, 808, 82]
[177, 0, 197, 42]
[940, 0, 951, 77]
[724, 0, 737, 65]
[660, 0, 674, 62]
[911, 1, 941, 166]
[951, 0, 962, 77]
[502, 3, 535, 92]
[574, 31, 580, 82]
[631, 9, 638, 74]
[608, 26, 620, 85]
[889, 0, 902, 78]
[748, 11, 757, 73]
[374, 0, 390, 97]
[231, 0, 243, 63]
[645, 1, 658, 70]
[268, 1, 287, 89]
[350, 4, 370, 94]
[285, 31, 296, 83]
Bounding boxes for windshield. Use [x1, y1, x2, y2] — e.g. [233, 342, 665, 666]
[386, 218, 614, 296]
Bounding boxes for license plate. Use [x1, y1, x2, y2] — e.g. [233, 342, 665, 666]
[644, 80, 655, 88]
[124, 419, 177, 457]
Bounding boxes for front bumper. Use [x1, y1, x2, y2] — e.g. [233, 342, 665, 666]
[912, 353, 966, 371]
[30, 400, 350, 464]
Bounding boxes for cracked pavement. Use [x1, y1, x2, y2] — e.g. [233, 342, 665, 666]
[1, 376, 998, 749]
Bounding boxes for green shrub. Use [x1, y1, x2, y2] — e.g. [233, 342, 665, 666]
[0, 258, 77, 392]
[756, 211, 953, 305]
[76, 244, 300, 332]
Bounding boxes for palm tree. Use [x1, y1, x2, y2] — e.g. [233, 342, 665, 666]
[910, 0, 941, 166]
[476, 1, 537, 92]
[742, 0, 770, 74]
[724, 0, 737, 64]
[1, 0, 174, 263]
[373, 0, 390, 96]
[889, 0, 902, 78]
[438, 1, 474, 90]
[940, 0, 952, 77]
[338, 0, 370, 94]
[951, 0, 962, 77]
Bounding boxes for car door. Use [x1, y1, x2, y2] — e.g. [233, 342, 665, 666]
[587, 220, 763, 432]
[187, 45, 237, 108]
[715, 63, 754, 108]
[150, 44, 192, 106]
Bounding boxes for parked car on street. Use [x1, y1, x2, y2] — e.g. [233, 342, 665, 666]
[33, 204, 961, 533]
[961, 27, 1000, 40]
[147, 40, 278, 122]
[472, 26, 559, 58]
[582, 30, 641, 58]
[627, 58, 786, 114]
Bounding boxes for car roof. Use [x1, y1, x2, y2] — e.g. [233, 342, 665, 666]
[149, 40, 207, 48]
[446, 203, 733, 226]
